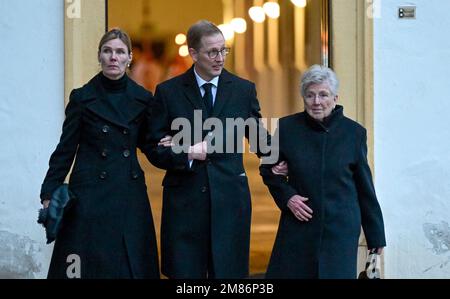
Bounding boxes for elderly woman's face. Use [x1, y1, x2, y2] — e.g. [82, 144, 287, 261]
[98, 38, 132, 80]
[303, 83, 337, 122]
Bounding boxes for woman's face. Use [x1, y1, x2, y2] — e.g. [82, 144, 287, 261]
[98, 38, 132, 80]
[303, 82, 338, 122]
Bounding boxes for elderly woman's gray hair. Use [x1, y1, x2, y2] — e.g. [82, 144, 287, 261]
[300, 65, 339, 98]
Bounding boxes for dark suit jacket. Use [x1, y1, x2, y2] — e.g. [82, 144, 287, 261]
[40, 73, 159, 278]
[145, 66, 269, 278]
[260, 106, 386, 278]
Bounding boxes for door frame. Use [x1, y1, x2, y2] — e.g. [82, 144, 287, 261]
[64, 0, 377, 276]
[64, 0, 107, 104]
[330, 0, 377, 274]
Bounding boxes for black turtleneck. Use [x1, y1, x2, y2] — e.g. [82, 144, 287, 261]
[99, 72, 129, 123]
[100, 72, 128, 93]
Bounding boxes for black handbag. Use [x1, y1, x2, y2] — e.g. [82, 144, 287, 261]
[358, 249, 381, 279]
[37, 184, 76, 244]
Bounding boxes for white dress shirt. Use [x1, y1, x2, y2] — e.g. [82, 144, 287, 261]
[188, 68, 220, 167]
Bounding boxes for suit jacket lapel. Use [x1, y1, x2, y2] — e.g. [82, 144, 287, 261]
[181, 67, 207, 120]
[212, 69, 232, 118]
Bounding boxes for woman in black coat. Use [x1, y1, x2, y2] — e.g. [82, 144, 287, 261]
[40, 29, 165, 278]
[260, 65, 386, 279]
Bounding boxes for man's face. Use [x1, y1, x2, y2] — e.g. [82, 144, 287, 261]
[190, 33, 226, 81]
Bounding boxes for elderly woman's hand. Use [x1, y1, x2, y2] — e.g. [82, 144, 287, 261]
[287, 195, 313, 221]
[158, 135, 174, 147]
[272, 161, 288, 176]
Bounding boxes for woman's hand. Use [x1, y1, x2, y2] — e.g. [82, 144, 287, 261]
[158, 135, 174, 147]
[287, 195, 313, 221]
[272, 161, 288, 176]
[42, 200, 50, 209]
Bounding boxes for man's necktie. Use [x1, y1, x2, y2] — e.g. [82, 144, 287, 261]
[202, 83, 213, 117]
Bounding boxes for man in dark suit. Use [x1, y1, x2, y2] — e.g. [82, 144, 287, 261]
[146, 20, 272, 279]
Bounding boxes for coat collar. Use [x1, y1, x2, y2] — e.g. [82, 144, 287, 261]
[80, 73, 149, 128]
[304, 105, 344, 132]
[181, 66, 233, 119]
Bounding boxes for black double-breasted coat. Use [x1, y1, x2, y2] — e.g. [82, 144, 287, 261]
[40, 73, 159, 278]
[260, 106, 386, 278]
[146, 67, 269, 278]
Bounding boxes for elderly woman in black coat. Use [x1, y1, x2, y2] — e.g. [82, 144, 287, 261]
[40, 29, 168, 279]
[260, 64, 386, 279]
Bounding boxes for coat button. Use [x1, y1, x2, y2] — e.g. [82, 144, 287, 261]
[102, 125, 110, 133]
[123, 129, 129, 135]
[101, 150, 108, 158]
[100, 171, 107, 179]
[123, 149, 130, 158]
[207, 158, 212, 165]
[131, 172, 139, 180]
[201, 186, 207, 193]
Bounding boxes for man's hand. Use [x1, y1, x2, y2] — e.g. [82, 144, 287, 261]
[42, 200, 50, 209]
[188, 141, 207, 161]
[287, 195, 313, 221]
[272, 161, 288, 176]
[158, 135, 174, 147]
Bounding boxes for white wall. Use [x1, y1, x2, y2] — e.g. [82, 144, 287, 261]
[374, 0, 450, 278]
[0, 0, 64, 278]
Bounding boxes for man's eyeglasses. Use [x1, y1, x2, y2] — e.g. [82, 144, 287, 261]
[204, 47, 231, 59]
